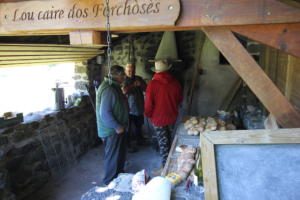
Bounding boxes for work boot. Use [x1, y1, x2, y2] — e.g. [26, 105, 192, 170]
[151, 167, 164, 176]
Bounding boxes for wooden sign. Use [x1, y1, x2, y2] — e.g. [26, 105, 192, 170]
[1, 0, 300, 35]
[0, 0, 180, 35]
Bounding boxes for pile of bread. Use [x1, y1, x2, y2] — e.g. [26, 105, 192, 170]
[176, 145, 197, 180]
[184, 116, 236, 136]
[165, 145, 198, 186]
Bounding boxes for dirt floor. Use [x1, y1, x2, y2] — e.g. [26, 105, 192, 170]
[24, 143, 161, 200]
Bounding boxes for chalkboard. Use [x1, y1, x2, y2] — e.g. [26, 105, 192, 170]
[200, 128, 300, 200]
[216, 144, 300, 200]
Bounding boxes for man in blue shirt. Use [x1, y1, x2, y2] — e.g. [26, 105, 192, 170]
[96, 65, 128, 185]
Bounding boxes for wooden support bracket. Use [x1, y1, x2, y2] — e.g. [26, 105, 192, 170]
[203, 26, 300, 128]
[69, 31, 107, 47]
[275, 0, 300, 9]
[231, 23, 300, 59]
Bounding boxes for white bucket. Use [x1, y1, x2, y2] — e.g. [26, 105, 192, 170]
[132, 176, 171, 200]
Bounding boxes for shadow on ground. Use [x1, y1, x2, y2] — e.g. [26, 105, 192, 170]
[24, 144, 161, 200]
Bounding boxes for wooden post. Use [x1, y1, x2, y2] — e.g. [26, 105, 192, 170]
[203, 27, 300, 128]
[69, 31, 107, 46]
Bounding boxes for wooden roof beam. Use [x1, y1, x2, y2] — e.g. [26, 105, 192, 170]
[275, 0, 300, 9]
[231, 23, 300, 59]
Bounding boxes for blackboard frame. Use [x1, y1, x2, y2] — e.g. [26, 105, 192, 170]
[200, 128, 300, 200]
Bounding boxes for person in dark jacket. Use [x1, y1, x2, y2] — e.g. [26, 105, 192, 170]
[144, 59, 183, 174]
[96, 65, 128, 185]
[122, 63, 147, 150]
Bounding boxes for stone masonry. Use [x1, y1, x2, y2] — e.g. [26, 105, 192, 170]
[101, 31, 197, 84]
[0, 97, 99, 200]
[75, 61, 90, 93]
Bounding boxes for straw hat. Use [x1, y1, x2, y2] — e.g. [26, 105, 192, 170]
[151, 59, 172, 73]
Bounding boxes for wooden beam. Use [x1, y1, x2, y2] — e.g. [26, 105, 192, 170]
[0, 58, 88, 65]
[0, 0, 31, 2]
[203, 26, 300, 128]
[0, 44, 102, 51]
[0, 51, 102, 56]
[0, 44, 103, 59]
[0, 60, 87, 68]
[275, 0, 300, 9]
[175, 0, 300, 30]
[69, 31, 107, 46]
[202, 128, 300, 144]
[0, 55, 94, 60]
[0, 0, 300, 35]
[231, 23, 300, 59]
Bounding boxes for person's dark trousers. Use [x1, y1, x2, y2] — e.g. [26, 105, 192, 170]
[153, 125, 174, 166]
[128, 114, 145, 145]
[101, 133, 126, 185]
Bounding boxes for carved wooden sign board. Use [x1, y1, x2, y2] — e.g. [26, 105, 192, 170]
[0, 0, 180, 34]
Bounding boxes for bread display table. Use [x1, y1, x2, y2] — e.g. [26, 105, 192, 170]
[162, 122, 204, 200]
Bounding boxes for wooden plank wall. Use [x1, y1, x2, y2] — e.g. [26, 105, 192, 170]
[290, 58, 300, 111]
[261, 46, 300, 111]
[276, 52, 288, 94]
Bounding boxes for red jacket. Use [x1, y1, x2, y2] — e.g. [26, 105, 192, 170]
[144, 72, 183, 127]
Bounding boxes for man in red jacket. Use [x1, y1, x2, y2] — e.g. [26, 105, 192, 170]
[144, 59, 183, 174]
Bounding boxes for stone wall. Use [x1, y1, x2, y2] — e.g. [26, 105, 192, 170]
[0, 97, 99, 200]
[101, 32, 164, 81]
[74, 61, 89, 93]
